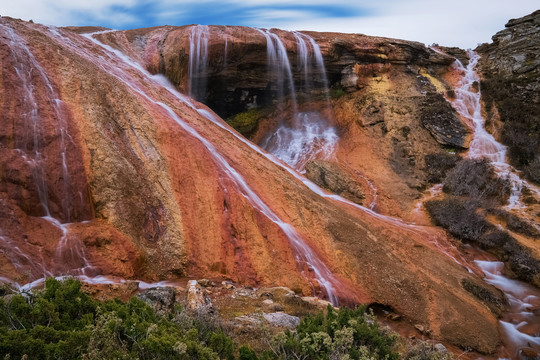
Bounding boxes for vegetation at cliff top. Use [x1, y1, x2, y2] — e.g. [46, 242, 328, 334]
[0, 278, 454, 360]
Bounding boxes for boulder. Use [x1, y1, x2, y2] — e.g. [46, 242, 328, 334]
[261, 299, 284, 312]
[263, 312, 300, 329]
[185, 280, 213, 313]
[300, 296, 335, 309]
[137, 287, 176, 315]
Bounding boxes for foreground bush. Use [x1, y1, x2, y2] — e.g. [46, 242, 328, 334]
[0, 279, 406, 360]
[267, 306, 399, 360]
[0, 278, 237, 359]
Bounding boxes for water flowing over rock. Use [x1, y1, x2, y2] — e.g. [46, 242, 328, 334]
[258, 31, 338, 171]
[188, 25, 209, 101]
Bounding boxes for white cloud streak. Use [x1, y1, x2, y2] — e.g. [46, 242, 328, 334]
[0, 0, 538, 47]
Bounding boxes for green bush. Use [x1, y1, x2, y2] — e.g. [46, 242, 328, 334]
[0, 282, 405, 360]
[403, 341, 454, 360]
[268, 305, 398, 360]
[0, 278, 245, 360]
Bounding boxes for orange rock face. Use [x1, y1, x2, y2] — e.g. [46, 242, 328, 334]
[0, 19, 502, 353]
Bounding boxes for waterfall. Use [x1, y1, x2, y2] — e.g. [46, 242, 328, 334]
[223, 31, 228, 67]
[1, 24, 79, 223]
[2, 25, 51, 217]
[0, 23, 90, 281]
[257, 30, 338, 172]
[451, 51, 540, 208]
[188, 25, 209, 101]
[255, 28, 298, 115]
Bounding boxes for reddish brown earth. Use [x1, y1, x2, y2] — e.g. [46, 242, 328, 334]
[0, 18, 513, 354]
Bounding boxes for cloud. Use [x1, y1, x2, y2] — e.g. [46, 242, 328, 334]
[0, 0, 138, 27]
[0, 0, 538, 47]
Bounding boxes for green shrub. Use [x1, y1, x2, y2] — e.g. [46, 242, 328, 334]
[0, 278, 246, 360]
[330, 87, 346, 99]
[403, 341, 454, 360]
[268, 305, 399, 360]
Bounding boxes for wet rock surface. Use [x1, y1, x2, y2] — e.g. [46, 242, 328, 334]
[0, 17, 514, 355]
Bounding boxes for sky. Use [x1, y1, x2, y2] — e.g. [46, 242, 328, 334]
[0, 0, 538, 48]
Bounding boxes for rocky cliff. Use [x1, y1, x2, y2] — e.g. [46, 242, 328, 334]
[477, 10, 540, 185]
[2, 14, 537, 356]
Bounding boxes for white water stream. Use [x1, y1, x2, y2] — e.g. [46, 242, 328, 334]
[188, 25, 209, 101]
[453, 51, 540, 209]
[449, 51, 540, 359]
[0, 23, 88, 281]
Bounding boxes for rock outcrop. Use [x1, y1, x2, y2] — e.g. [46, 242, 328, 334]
[477, 10, 540, 184]
[420, 93, 470, 148]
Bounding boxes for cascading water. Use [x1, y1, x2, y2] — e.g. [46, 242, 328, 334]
[255, 28, 298, 114]
[257, 30, 338, 172]
[449, 50, 540, 359]
[452, 51, 540, 208]
[223, 30, 228, 67]
[2, 25, 51, 217]
[1, 22, 471, 308]
[476, 259, 540, 358]
[188, 25, 209, 101]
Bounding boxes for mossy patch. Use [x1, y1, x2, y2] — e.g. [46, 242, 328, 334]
[226, 108, 266, 137]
